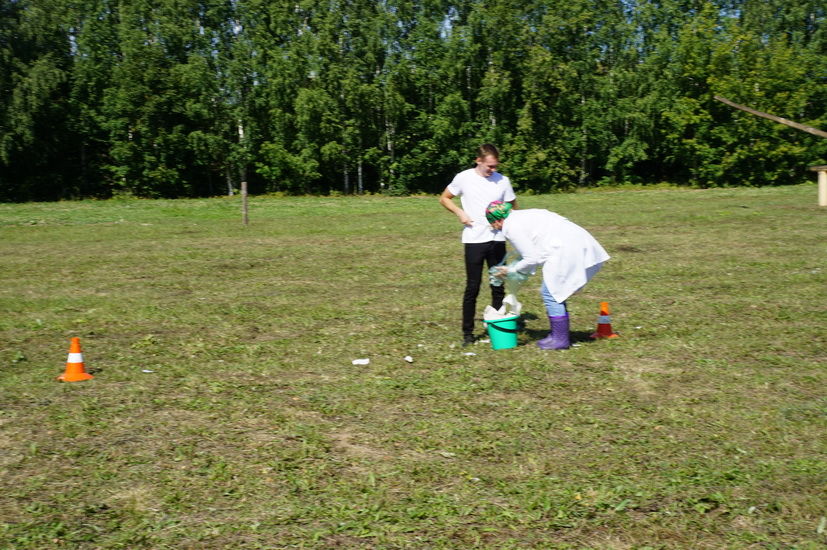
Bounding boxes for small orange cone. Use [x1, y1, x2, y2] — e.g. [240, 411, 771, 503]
[57, 337, 94, 382]
[590, 301, 619, 339]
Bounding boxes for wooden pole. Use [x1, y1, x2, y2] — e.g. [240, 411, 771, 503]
[241, 180, 249, 225]
[715, 96, 827, 206]
[820, 171, 827, 207]
[714, 95, 827, 139]
[810, 166, 827, 207]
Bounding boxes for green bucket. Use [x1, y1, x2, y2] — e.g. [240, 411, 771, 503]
[486, 315, 520, 350]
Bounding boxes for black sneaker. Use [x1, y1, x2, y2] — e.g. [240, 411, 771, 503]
[462, 334, 476, 346]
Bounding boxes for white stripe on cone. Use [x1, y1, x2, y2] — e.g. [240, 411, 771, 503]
[67, 353, 84, 363]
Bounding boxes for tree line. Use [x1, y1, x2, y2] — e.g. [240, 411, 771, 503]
[1, 0, 824, 201]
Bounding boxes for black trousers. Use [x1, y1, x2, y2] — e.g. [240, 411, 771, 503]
[463, 241, 506, 336]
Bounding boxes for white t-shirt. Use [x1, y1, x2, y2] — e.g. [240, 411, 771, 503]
[446, 168, 516, 243]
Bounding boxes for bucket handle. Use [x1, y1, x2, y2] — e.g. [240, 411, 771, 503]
[487, 322, 521, 334]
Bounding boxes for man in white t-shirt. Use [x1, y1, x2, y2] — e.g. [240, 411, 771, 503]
[439, 144, 518, 345]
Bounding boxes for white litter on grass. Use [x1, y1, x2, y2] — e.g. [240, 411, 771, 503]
[463, 352, 477, 356]
[351, 358, 370, 365]
[403, 356, 414, 363]
[142, 369, 154, 373]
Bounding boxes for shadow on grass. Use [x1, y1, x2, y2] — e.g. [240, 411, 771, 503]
[522, 328, 596, 345]
[516, 312, 596, 346]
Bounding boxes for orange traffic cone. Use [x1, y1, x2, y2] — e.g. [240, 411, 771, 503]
[57, 337, 94, 382]
[590, 302, 619, 339]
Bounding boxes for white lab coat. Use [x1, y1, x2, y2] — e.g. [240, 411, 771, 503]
[502, 209, 610, 303]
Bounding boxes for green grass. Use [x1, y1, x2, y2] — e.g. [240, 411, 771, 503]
[1, 185, 825, 549]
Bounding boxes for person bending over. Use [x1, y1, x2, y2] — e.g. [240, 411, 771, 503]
[486, 201, 609, 350]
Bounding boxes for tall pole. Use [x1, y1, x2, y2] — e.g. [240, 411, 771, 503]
[241, 181, 249, 225]
[238, 122, 249, 224]
[810, 166, 827, 207]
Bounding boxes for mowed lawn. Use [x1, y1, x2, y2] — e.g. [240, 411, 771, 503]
[0, 185, 825, 549]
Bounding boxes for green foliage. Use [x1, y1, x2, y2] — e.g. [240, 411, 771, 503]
[0, 1, 825, 199]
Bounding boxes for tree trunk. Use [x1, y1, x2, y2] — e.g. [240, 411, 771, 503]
[357, 135, 364, 194]
[580, 94, 588, 186]
[343, 163, 349, 194]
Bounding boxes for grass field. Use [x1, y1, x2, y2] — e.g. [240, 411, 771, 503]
[1, 185, 825, 549]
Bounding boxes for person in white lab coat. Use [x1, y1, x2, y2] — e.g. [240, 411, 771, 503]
[486, 201, 610, 349]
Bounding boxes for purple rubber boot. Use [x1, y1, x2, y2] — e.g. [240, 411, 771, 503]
[536, 315, 571, 350]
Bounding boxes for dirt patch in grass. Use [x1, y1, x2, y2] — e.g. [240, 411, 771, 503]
[330, 427, 392, 461]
